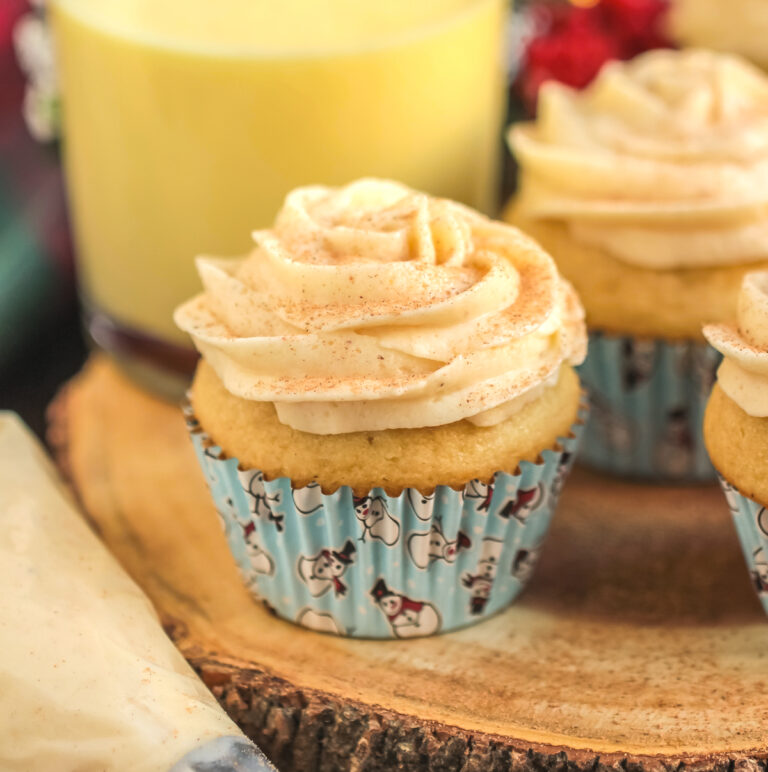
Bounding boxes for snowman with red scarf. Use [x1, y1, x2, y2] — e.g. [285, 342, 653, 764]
[370, 578, 441, 638]
[463, 479, 494, 512]
[497, 484, 545, 524]
[407, 517, 472, 569]
[462, 538, 503, 616]
[238, 469, 284, 532]
[297, 540, 356, 598]
[242, 521, 275, 578]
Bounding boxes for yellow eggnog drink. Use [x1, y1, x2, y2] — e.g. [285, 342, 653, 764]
[50, 0, 507, 371]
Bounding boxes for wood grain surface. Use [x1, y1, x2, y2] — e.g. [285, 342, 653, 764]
[50, 357, 768, 772]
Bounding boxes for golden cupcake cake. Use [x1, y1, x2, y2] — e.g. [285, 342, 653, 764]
[175, 178, 587, 638]
[506, 48, 768, 480]
[704, 271, 768, 613]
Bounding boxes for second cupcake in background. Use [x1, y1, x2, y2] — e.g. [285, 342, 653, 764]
[506, 48, 768, 480]
[704, 272, 768, 614]
[175, 179, 587, 639]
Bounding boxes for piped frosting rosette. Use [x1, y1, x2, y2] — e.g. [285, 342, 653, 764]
[510, 49, 768, 270]
[705, 271, 768, 416]
[175, 179, 586, 435]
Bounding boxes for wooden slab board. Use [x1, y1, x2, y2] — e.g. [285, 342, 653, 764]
[49, 357, 768, 772]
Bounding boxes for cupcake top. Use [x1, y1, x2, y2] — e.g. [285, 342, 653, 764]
[509, 49, 768, 270]
[704, 271, 768, 417]
[669, 0, 768, 69]
[175, 179, 586, 435]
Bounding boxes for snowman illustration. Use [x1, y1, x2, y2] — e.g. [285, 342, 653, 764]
[296, 608, 345, 636]
[406, 489, 435, 521]
[354, 495, 400, 545]
[511, 546, 540, 585]
[462, 538, 503, 616]
[369, 578, 441, 638]
[590, 393, 634, 453]
[463, 479, 494, 512]
[242, 521, 275, 577]
[293, 481, 324, 515]
[655, 407, 694, 477]
[621, 338, 656, 391]
[297, 540, 356, 597]
[497, 484, 545, 524]
[550, 452, 573, 505]
[213, 495, 239, 539]
[202, 446, 225, 489]
[238, 469, 284, 532]
[406, 518, 472, 569]
[757, 507, 768, 537]
[720, 478, 742, 517]
[751, 547, 768, 595]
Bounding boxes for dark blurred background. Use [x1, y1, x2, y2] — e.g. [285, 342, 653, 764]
[0, 0, 84, 438]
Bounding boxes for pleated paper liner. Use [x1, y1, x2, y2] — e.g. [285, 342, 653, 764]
[578, 332, 720, 481]
[184, 399, 588, 639]
[716, 475, 768, 616]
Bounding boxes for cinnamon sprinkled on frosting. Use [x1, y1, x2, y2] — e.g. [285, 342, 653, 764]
[175, 179, 586, 434]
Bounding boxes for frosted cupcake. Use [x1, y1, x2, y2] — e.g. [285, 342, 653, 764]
[175, 179, 587, 638]
[669, 0, 768, 71]
[704, 272, 768, 613]
[506, 49, 768, 480]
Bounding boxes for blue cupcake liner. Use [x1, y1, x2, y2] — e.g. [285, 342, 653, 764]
[577, 332, 720, 481]
[184, 401, 588, 639]
[716, 476, 768, 616]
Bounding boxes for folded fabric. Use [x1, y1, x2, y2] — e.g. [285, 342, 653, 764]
[0, 412, 276, 772]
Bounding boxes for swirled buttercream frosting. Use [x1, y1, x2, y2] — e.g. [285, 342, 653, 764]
[705, 271, 768, 417]
[509, 49, 768, 270]
[175, 179, 586, 434]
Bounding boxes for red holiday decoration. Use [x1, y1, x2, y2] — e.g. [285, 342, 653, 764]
[516, 0, 672, 115]
[601, 0, 671, 56]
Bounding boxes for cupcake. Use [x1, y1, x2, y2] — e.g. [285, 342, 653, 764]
[506, 49, 768, 480]
[668, 0, 768, 71]
[175, 179, 587, 638]
[704, 271, 768, 613]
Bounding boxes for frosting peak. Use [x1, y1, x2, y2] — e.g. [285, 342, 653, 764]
[705, 271, 768, 416]
[247, 181, 520, 335]
[510, 49, 768, 270]
[175, 179, 586, 434]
